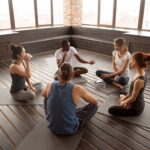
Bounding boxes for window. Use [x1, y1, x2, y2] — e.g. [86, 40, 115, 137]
[12, 0, 35, 28]
[0, 0, 11, 29]
[143, 0, 150, 30]
[53, 0, 63, 25]
[100, 0, 114, 25]
[82, 0, 98, 25]
[37, 0, 51, 25]
[116, 0, 141, 28]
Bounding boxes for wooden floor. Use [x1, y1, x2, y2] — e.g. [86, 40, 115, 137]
[0, 50, 150, 150]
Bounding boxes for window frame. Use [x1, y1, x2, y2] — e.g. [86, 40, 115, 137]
[82, 0, 150, 31]
[0, 0, 63, 30]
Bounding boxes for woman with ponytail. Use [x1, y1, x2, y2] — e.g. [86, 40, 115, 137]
[42, 63, 98, 135]
[108, 52, 150, 116]
[96, 37, 131, 89]
[10, 44, 42, 101]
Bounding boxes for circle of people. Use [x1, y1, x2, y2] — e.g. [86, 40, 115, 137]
[9, 38, 150, 135]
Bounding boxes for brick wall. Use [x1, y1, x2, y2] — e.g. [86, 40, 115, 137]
[64, 0, 82, 26]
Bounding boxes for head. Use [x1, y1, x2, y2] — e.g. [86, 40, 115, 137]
[10, 44, 26, 61]
[114, 37, 128, 53]
[61, 40, 70, 52]
[130, 52, 150, 69]
[57, 63, 74, 82]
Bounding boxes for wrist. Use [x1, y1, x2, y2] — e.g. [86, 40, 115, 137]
[25, 61, 30, 65]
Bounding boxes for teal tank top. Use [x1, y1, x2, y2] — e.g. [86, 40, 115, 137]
[46, 80, 79, 135]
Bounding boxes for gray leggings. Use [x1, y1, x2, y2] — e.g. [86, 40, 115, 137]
[11, 82, 42, 101]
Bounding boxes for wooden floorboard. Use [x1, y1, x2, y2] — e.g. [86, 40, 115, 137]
[0, 49, 150, 150]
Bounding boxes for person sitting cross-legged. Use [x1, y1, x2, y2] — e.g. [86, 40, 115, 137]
[55, 39, 95, 79]
[9, 44, 42, 101]
[42, 63, 98, 135]
[109, 52, 150, 116]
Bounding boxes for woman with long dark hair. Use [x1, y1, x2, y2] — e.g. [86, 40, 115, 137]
[109, 52, 150, 116]
[10, 44, 42, 101]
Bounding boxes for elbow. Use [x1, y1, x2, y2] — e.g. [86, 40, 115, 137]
[42, 91, 46, 97]
[94, 101, 98, 105]
[118, 70, 124, 75]
[91, 99, 98, 105]
[26, 73, 31, 78]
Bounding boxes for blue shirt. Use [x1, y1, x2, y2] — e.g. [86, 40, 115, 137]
[46, 80, 79, 135]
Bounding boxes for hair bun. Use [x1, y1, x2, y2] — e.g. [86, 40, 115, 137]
[10, 45, 16, 52]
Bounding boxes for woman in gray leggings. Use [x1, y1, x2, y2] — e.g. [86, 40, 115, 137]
[10, 44, 42, 101]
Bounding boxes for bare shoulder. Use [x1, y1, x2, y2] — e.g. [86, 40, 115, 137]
[10, 64, 18, 73]
[134, 78, 144, 88]
[73, 84, 84, 91]
[73, 84, 87, 97]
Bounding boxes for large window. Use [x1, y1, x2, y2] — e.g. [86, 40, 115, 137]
[143, 0, 150, 30]
[37, 0, 51, 25]
[13, 0, 35, 28]
[116, 0, 141, 28]
[0, 0, 64, 30]
[100, 0, 114, 25]
[82, 0, 98, 25]
[0, 0, 11, 29]
[53, 0, 63, 25]
[82, 0, 150, 31]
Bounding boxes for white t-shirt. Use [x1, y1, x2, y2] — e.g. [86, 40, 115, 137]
[55, 46, 80, 67]
[112, 50, 131, 77]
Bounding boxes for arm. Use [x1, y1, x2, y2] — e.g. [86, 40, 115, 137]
[126, 79, 144, 103]
[112, 56, 118, 72]
[10, 61, 31, 78]
[74, 54, 95, 65]
[103, 58, 130, 79]
[119, 94, 130, 101]
[56, 52, 67, 67]
[114, 59, 130, 76]
[78, 85, 97, 105]
[120, 79, 144, 108]
[22, 55, 32, 78]
[42, 82, 52, 98]
[25, 78, 35, 92]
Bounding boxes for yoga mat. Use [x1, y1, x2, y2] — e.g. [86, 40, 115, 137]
[0, 88, 44, 105]
[87, 80, 121, 94]
[16, 119, 85, 150]
[70, 76, 86, 84]
[98, 95, 150, 128]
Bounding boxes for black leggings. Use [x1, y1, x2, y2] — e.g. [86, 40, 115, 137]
[108, 106, 142, 116]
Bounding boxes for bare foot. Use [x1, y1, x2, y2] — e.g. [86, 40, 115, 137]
[119, 94, 126, 101]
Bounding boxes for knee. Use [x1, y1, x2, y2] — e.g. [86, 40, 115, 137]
[29, 92, 36, 100]
[108, 106, 115, 115]
[44, 98, 48, 115]
[116, 77, 129, 85]
[90, 104, 98, 114]
[94, 104, 98, 113]
[83, 68, 88, 74]
[38, 82, 43, 89]
[96, 70, 101, 77]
